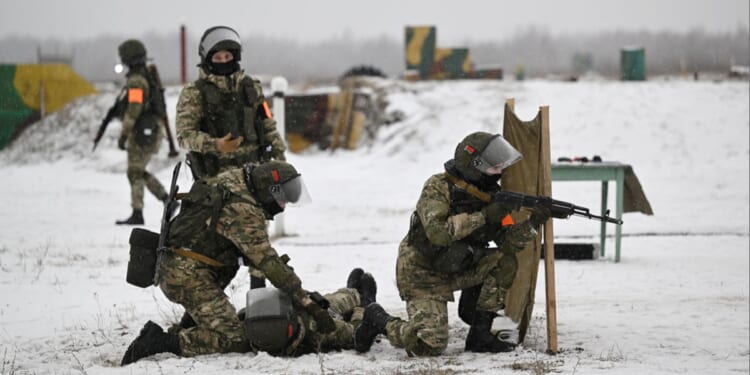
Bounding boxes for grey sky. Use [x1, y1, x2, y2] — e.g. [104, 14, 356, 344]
[1, 0, 748, 43]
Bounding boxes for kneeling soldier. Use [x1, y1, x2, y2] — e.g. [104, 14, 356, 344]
[122, 160, 334, 365]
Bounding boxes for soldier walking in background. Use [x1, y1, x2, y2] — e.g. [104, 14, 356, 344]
[353, 132, 550, 355]
[175, 25, 287, 287]
[115, 39, 169, 225]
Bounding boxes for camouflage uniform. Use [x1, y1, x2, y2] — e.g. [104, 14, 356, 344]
[176, 68, 286, 182]
[121, 69, 167, 209]
[383, 172, 520, 356]
[281, 287, 364, 356]
[157, 167, 321, 357]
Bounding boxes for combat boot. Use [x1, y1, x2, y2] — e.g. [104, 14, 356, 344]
[354, 303, 395, 352]
[121, 321, 181, 365]
[465, 310, 516, 353]
[358, 272, 377, 307]
[346, 268, 364, 289]
[116, 209, 144, 225]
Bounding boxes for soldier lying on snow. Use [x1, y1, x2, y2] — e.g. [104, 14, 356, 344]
[121, 161, 386, 364]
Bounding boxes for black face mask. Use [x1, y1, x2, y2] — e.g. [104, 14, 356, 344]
[208, 61, 239, 76]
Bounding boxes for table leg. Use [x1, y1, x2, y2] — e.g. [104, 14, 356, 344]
[615, 170, 624, 262]
[600, 181, 608, 257]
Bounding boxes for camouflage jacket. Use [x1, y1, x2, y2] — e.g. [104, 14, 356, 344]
[169, 167, 308, 304]
[175, 69, 286, 171]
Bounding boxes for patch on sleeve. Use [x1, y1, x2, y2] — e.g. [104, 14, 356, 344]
[128, 88, 144, 104]
[262, 100, 273, 119]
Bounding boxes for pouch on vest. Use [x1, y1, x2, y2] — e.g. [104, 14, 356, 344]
[126, 228, 160, 288]
[244, 287, 299, 354]
[133, 114, 159, 147]
[431, 241, 478, 274]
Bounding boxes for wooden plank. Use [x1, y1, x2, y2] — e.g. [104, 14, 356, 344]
[540, 105, 559, 354]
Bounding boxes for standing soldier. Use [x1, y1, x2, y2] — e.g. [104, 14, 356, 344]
[115, 39, 169, 225]
[121, 160, 334, 365]
[354, 132, 551, 355]
[175, 25, 287, 288]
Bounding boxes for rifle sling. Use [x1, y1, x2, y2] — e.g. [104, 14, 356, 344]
[172, 247, 226, 267]
[444, 173, 492, 203]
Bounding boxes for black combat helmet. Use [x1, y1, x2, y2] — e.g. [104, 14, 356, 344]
[118, 39, 147, 66]
[199, 26, 242, 75]
[454, 132, 522, 183]
[244, 288, 300, 354]
[243, 160, 311, 217]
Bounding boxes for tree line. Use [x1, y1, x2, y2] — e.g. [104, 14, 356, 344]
[0, 26, 747, 84]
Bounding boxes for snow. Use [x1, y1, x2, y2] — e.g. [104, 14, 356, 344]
[0, 77, 748, 374]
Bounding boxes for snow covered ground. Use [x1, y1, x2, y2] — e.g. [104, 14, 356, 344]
[0, 77, 748, 374]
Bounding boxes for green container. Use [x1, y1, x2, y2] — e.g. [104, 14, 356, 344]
[405, 26, 436, 79]
[620, 47, 646, 81]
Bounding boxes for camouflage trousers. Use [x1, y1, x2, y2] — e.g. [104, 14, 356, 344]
[127, 144, 166, 209]
[385, 239, 518, 356]
[157, 251, 249, 357]
[292, 287, 364, 355]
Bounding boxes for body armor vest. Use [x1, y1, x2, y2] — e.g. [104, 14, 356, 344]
[407, 174, 494, 260]
[197, 77, 266, 149]
[167, 181, 245, 266]
[189, 76, 268, 177]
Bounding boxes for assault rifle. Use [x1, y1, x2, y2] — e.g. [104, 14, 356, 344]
[490, 190, 623, 225]
[92, 88, 127, 151]
[444, 173, 622, 224]
[153, 162, 181, 284]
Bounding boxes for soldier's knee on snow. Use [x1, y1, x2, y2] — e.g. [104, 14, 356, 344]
[405, 336, 446, 357]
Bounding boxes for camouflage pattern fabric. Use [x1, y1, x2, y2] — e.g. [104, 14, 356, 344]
[289, 287, 364, 355]
[122, 72, 166, 209]
[385, 172, 523, 356]
[158, 252, 248, 356]
[175, 68, 286, 181]
[156, 167, 316, 356]
[126, 143, 166, 209]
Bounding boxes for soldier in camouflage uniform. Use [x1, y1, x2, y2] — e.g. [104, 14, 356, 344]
[115, 39, 169, 225]
[121, 160, 335, 365]
[176, 25, 286, 290]
[353, 132, 551, 356]
[241, 268, 378, 356]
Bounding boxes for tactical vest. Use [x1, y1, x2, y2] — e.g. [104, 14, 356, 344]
[167, 181, 247, 266]
[407, 175, 493, 265]
[189, 76, 268, 177]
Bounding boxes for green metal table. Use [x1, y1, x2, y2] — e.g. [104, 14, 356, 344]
[551, 162, 626, 262]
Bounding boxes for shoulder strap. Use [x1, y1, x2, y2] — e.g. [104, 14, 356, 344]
[443, 173, 491, 203]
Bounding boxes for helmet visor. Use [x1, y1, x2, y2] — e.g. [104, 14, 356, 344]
[268, 175, 311, 208]
[473, 135, 522, 175]
[201, 27, 241, 56]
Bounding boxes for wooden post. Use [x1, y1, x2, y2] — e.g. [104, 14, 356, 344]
[540, 105, 558, 354]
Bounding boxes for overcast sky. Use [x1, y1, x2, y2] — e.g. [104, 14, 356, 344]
[1, 0, 748, 43]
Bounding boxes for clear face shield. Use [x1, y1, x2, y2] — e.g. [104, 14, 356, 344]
[472, 135, 523, 175]
[268, 175, 312, 209]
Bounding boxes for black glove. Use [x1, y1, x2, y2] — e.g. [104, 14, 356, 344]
[481, 201, 512, 226]
[500, 223, 537, 253]
[118, 135, 127, 150]
[528, 206, 551, 227]
[305, 302, 336, 334]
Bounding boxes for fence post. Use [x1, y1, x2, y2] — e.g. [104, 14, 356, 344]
[271, 76, 288, 237]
